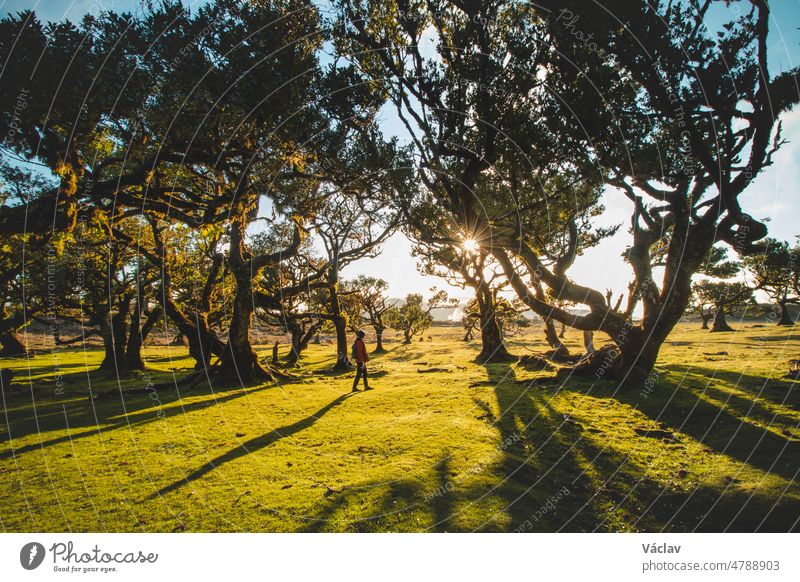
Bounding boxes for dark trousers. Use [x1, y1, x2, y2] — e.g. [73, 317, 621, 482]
[352, 362, 369, 389]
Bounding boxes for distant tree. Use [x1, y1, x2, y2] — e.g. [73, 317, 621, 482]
[145, 220, 229, 372]
[744, 238, 799, 326]
[411, 231, 515, 361]
[385, 290, 456, 344]
[685, 246, 743, 329]
[47, 218, 151, 375]
[346, 276, 395, 353]
[686, 294, 715, 330]
[312, 191, 399, 370]
[252, 225, 328, 366]
[461, 296, 523, 343]
[692, 281, 753, 333]
[461, 304, 479, 342]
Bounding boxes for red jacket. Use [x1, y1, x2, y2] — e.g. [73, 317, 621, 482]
[354, 338, 369, 363]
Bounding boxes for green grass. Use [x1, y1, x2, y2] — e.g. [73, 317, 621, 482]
[1, 322, 798, 532]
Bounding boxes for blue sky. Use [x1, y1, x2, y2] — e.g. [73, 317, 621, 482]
[3, 0, 800, 302]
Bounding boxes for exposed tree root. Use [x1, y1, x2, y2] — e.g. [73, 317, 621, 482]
[545, 348, 582, 364]
[555, 345, 624, 381]
[476, 351, 518, 364]
[517, 354, 555, 371]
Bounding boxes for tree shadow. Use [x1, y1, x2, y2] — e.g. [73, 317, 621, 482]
[298, 476, 428, 532]
[153, 391, 356, 497]
[663, 369, 799, 429]
[663, 364, 799, 408]
[550, 424, 799, 532]
[590, 378, 800, 481]
[482, 362, 800, 532]
[480, 361, 602, 531]
[0, 371, 286, 457]
[5, 361, 94, 379]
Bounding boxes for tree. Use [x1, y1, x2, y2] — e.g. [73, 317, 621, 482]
[148, 221, 230, 372]
[385, 290, 455, 344]
[338, 0, 799, 385]
[2, 1, 338, 384]
[253, 227, 328, 366]
[692, 281, 753, 333]
[126, 299, 163, 371]
[686, 294, 715, 330]
[461, 296, 523, 344]
[44, 218, 151, 376]
[745, 238, 800, 326]
[495, 0, 798, 384]
[345, 276, 395, 353]
[332, 0, 654, 383]
[339, 1, 615, 363]
[339, 283, 365, 335]
[410, 222, 516, 362]
[686, 246, 743, 329]
[310, 182, 402, 371]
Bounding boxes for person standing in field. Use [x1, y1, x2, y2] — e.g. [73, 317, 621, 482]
[351, 330, 372, 392]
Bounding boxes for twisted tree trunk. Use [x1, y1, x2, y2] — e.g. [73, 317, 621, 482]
[219, 265, 270, 382]
[373, 325, 386, 353]
[286, 320, 321, 364]
[710, 305, 734, 332]
[531, 279, 569, 359]
[475, 282, 514, 362]
[126, 303, 163, 371]
[0, 331, 27, 357]
[98, 297, 132, 376]
[777, 300, 794, 326]
[328, 285, 351, 371]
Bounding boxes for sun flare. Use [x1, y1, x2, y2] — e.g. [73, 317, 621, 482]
[462, 238, 480, 253]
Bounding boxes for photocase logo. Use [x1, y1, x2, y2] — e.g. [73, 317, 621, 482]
[20, 542, 46, 570]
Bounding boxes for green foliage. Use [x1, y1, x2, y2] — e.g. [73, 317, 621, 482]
[744, 238, 800, 303]
[385, 289, 455, 342]
[699, 246, 742, 279]
[692, 280, 753, 312]
[385, 293, 433, 342]
[345, 275, 393, 332]
[462, 296, 524, 337]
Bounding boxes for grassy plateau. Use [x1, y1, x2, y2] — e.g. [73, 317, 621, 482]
[1, 322, 798, 532]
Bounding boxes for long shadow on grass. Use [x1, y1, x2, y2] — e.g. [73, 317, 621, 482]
[664, 364, 799, 408]
[0, 373, 283, 458]
[430, 457, 456, 531]
[153, 392, 355, 497]
[547, 372, 800, 530]
[664, 367, 799, 428]
[300, 477, 430, 533]
[594, 377, 800, 481]
[485, 361, 800, 531]
[302, 463, 488, 533]
[478, 362, 600, 531]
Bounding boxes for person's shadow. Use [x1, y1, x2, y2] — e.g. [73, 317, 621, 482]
[152, 392, 356, 497]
